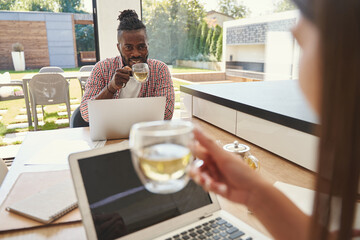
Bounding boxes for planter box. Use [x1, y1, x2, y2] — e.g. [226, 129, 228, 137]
[11, 51, 25, 71]
[176, 60, 223, 71]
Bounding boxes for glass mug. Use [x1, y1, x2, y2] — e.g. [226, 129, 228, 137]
[129, 120, 194, 194]
[223, 141, 260, 171]
[132, 63, 149, 83]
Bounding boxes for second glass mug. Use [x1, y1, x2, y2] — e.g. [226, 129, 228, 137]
[132, 63, 149, 83]
[129, 120, 194, 194]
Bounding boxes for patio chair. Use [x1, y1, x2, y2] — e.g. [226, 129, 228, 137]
[39, 66, 64, 73]
[0, 158, 8, 186]
[70, 106, 89, 128]
[78, 65, 94, 96]
[29, 73, 71, 131]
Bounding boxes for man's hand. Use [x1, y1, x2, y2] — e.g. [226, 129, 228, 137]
[108, 66, 132, 92]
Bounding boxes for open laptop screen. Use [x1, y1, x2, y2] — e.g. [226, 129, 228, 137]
[78, 149, 212, 240]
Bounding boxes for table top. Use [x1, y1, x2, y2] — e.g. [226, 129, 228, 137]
[22, 72, 91, 81]
[181, 80, 318, 134]
[0, 118, 316, 239]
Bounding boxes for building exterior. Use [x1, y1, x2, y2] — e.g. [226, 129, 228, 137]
[223, 10, 300, 81]
[0, 11, 92, 70]
[205, 10, 234, 28]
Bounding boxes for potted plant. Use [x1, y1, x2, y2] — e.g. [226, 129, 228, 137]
[11, 43, 25, 71]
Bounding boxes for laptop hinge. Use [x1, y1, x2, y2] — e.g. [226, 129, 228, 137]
[199, 213, 213, 220]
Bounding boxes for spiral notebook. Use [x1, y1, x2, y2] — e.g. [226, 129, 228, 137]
[6, 180, 78, 224]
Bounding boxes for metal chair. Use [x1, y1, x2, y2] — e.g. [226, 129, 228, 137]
[78, 65, 94, 96]
[70, 106, 89, 128]
[0, 158, 8, 186]
[39, 66, 64, 73]
[29, 73, 71, 131]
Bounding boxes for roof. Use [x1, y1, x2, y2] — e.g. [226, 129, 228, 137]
[206, 10, 234, 19]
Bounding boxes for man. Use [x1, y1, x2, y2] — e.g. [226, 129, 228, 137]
[80, 9, 175, 122]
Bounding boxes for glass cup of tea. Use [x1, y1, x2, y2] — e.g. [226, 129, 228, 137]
[132, 63, 149, 83]
[129, 120, 194, 194]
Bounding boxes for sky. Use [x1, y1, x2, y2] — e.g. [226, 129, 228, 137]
[83, 0, 278, 17]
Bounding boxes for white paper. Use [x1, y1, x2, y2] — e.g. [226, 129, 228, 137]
[25, 140, 91, 165]
[274, 181, 315, 216]
[274, 181, 360, 230]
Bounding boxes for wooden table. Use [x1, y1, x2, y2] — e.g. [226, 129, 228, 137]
[0, 118, 316, 239]
[21, 72, 91, 128]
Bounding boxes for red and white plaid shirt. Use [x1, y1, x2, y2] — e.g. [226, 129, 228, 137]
[80, 56, 175, 122]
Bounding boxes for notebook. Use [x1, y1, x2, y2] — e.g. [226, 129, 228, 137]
[88, 97, 166, 141]
[69, 142, 271, 240]
[6, 180, 78, 224]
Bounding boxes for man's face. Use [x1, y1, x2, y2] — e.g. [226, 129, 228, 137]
[117, 29, 149, 68]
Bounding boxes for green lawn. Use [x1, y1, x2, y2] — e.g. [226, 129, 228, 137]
[0, 66, 202, 146]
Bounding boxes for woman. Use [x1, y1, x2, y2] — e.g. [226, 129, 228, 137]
[190, 0, 360, 239]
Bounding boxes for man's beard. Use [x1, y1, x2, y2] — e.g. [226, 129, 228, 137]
[120, 52, 148, 67]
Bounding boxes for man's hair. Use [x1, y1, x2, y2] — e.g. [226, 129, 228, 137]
[117, 9, 146, 32]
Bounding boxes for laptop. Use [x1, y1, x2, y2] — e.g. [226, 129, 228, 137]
[69, 143, 272, 240]
[88, 97, 166, 141]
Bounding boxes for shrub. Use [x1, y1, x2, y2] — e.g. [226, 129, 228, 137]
[12, 43, 24, 52]
[216, 30, 223, 61]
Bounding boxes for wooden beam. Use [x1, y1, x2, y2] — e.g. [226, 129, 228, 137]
[74, 20, 93, 25]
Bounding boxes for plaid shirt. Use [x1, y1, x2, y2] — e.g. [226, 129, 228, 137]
[80, 56, 175, 122]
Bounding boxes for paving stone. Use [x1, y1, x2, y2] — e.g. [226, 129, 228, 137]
[0, 116, 2, 120]
[59, 104, 79, 110]
[58, 111, 74, 116]
[7, 122, 29, 129]
[7, 121, 44, 129]
[15, 114, 42, 120]
[0, 144, 22, 159]
[55, 119, 70, 124]
[20, 108, 42, 113]
[0, 109, 8, 115]
[3, 132, 27, 144]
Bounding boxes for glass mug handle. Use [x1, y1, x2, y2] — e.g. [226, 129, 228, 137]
[243, 152, 260, 171]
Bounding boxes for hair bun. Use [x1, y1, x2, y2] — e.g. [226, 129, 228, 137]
[118, 10, 139, 21]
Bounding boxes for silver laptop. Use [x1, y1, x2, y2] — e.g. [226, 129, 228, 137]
[69, 143, 271, 240]
[88, 97, 166, 141]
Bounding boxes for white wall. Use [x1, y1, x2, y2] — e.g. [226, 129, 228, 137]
[95, 0, 141, 60]
[264, 32, 295, 81]
[226, 45, 265, 63]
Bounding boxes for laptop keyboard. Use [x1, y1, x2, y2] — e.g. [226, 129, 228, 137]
[165, 217, 253, 240]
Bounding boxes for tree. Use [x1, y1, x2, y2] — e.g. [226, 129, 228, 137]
[199, 22, 208, 54]
[11, 0, 56, 12]
[204, 27, 213, 55]
[274, 0, 297, 12]
[218, 0, 250, 19]
[0, 0, 16, 10]
[10, 0, 84, 12]
[215, 29, 223, 61]
[57, 0, 84, 13]
[75, 24, 95, 52]
[192, 23, 202, 56]
[143, 0, 206, 63]
[210, 25, 222, 56]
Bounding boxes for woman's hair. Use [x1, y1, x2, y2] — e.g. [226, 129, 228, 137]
[293, 0, 360, 238]
[117, 9, 146, 34]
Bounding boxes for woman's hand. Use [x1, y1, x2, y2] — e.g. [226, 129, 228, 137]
[189, 127, 264, 206]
